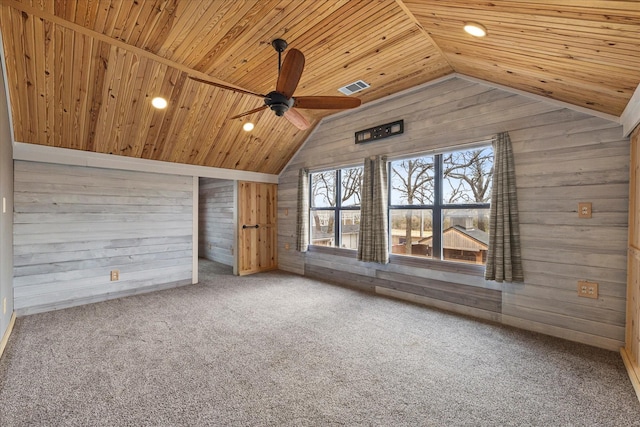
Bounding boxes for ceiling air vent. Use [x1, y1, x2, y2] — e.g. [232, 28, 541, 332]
[338, 80, 370, 96]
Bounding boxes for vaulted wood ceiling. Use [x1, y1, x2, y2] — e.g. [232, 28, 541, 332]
[1, 0, 639, 175]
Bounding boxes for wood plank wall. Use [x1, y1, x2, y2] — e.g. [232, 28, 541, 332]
[13, 161, 194, 314]
[198, 178, 234, 266]
[624, 125, 640, 396]
[0, 60, 14, 346]
[278, 76, 628, 350]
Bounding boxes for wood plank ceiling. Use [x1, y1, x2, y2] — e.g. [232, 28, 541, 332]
[0, 0, 639, 175]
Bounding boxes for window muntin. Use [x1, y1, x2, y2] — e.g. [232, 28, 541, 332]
[310, 167, 362, 249]
[389, 146, 493, 264]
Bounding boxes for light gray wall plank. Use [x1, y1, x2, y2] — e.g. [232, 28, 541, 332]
[13, 161, 194, 312]
[0, 58, 14, 340]
[198, 178, 234, 266]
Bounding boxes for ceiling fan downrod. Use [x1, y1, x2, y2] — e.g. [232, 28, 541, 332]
[272, 38, 288, 76]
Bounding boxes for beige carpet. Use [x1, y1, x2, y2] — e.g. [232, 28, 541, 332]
[0, 259, 638, 426]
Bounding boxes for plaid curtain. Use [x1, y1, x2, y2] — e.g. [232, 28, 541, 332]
[485, 132, 524, 282]
[296, 168, 309, 252]
[358, 156, 389, 263]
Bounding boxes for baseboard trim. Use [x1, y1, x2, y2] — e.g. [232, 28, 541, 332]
[620, 346, 640, 403]
[15, 279, 193, 316]
[0, 312, 16, 359]
[375, 286, 503, 324]
[502, 314, 623, 351]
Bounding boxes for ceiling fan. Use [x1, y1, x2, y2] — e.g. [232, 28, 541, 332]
[189, 39, 362, 130]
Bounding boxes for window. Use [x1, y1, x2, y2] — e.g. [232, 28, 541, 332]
[310, 167, 363, 249]
[389, 146, 493, 265]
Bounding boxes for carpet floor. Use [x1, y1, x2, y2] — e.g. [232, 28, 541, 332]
[0, 259, 639, 426]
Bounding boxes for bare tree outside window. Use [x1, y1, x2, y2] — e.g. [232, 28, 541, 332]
[443, 148, 493, 203]
[389, 146, 493, 262]
[443, 147, 493, 231]
[311, 171, 335, 236]
[312, 172, 336, 207]
[310, 167, 363, 248]
[390, 157, 434, 205]
[391, 156, 434, 254]
[341, 167, 363, 207]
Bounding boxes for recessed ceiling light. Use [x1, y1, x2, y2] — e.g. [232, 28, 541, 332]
[151, 97, 168, 109]
[243, 122, 254, 132]
[464, 22, 487, 37]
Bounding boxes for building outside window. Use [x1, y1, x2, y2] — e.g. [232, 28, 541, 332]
[389, 145, 493, 264]
[309, 167, 363, 249]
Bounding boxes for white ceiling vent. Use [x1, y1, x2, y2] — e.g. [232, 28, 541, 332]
[338, 80, 370, 96]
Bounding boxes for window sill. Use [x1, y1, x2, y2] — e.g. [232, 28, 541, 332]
[306, 246, 486, 277]
[390, 254, 485, 276]
[308, 245, 357, 258]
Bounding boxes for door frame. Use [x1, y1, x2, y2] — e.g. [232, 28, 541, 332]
[233, 180, 239, 275]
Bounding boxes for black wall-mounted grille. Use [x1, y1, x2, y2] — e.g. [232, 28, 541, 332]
[355, 120, 404, 144]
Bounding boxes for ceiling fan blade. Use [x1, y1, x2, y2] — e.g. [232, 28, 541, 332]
[229, 105, 268, 120]
[276, 48, 305, 99]
[293, 96, 362, 110]
[188, 77, 265, 98]
[284, 108, 310, 130]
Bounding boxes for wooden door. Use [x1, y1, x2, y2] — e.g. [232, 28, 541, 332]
[237, 181, 277, 275]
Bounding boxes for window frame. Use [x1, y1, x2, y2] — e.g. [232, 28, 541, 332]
[309, 167, 362, 249]
[388, 145, 492, 263]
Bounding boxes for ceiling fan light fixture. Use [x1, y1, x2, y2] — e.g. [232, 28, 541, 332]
[265, 91, 293, 116]
[243, 122, 254, 132]
[151, 97, 168, 109]
[271, 103, 289, 116]
[464, 22, 487, 37]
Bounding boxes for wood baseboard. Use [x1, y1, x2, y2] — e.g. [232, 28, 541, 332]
[620, 346, 640, 403]
[0, 312, 16, 359]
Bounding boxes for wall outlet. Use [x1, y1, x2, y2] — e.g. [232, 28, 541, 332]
[578, 280, 598, 299]
[284, 243, 290, 250]
[110, 270, 119, 281]
[578, 202, 592, 218]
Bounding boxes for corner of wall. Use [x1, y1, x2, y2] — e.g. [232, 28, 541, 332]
[0, 30, 15, 351]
